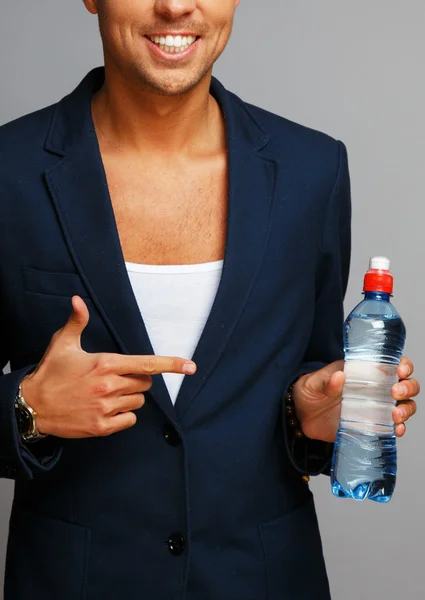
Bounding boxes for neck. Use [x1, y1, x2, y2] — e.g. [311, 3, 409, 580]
[364, 291, 391, 301]
[91, 65, 222, 156]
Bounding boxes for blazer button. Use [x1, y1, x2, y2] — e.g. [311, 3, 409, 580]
[163, 424, 181, 447]
[168, 533, 185, 556]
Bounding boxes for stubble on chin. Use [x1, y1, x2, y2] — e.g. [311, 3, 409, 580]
[125, 58, 214, 97]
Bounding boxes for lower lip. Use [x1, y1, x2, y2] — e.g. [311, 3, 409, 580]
[145, 36, 200, 61]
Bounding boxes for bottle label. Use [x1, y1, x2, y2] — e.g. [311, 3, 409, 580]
[344, 361, 399, 385]
[341, 361, 398, 433]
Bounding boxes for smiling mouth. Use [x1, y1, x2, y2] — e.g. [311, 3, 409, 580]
[146, 34, 199, 54]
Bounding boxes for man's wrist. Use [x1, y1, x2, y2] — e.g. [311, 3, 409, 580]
[15, 378, 48, 443]
[285, 379, 306, 440]
[285, 380, 310, 483]
[291, 374, 310, 422]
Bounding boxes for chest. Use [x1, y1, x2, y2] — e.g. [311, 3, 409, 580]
[102, 154, 228, 265]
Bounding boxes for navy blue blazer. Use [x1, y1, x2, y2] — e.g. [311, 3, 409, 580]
[0, 68, 351, 600]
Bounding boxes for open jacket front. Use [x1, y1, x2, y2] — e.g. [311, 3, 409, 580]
[0, 69, 351, 600]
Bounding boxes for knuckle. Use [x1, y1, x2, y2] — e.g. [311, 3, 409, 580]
[91, 381, 112, 397]
[141, 375, 153, 390]
[97, 426, 110, 438]
[142, 358, 156, 374]
[117, 413, 136, 432]
[97, 398, 111, 416]
[94, 355, 114, 375]
[89, 417, 109, 437]
[172, 358, 181, 373]
[98, 420, 113, 437]
[127, 413, 137, 428]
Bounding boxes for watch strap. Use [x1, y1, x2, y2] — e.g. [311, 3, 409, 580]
[15, 382, 48, 443]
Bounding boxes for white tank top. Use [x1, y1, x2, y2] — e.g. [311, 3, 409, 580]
[125, 260, 224, 404]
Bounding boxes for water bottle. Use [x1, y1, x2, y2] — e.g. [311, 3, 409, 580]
[331, 257, 406, 502]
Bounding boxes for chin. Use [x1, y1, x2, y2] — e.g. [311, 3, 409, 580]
[132, 66, 211, 97]
[150, 81, 200, 97]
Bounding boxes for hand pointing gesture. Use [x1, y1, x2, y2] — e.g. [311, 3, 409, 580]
[21, 296, 197, 439]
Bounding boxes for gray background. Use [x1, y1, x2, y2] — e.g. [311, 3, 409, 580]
[0, 1, 423, 598]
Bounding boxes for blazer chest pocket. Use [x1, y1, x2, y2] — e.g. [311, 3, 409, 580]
[20, 267, 117, 356]
[259, 496, 331, 600]
[22, 267, 90, 299]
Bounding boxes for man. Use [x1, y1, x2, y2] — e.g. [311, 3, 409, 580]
[0, 1, 419, 599]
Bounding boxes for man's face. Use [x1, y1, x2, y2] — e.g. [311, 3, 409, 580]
[84, 0, 240, 96]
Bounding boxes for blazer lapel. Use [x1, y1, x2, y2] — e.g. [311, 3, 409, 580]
[44, 69, 177, 424]
[174, 79, 278, 418]
[43, 69, 278, 423]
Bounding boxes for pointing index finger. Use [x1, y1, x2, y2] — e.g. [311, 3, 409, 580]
[116, 355, 197, 376]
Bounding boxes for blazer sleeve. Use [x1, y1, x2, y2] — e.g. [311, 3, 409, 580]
[284, 140, 352, 477]
[0, 310, 62, 480]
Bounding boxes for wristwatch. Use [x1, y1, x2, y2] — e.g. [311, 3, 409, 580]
[14, 382, 47, 443]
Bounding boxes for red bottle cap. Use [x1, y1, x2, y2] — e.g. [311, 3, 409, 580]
[363, 256, 393, 294]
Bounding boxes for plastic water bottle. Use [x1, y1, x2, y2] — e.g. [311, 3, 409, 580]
[331, 257, 406, 502]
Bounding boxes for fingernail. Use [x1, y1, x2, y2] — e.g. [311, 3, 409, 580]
[399, 408, 407, 420]
[396, 384, 408, 397]
[182, 363, 196, 374]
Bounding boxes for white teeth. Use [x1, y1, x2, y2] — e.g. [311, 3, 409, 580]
[149, 34, 197, 52]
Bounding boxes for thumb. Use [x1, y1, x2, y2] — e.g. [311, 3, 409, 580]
[322, 369, 346, 400]
[61, 295, 90, 346]
[307, 361, 345, 398]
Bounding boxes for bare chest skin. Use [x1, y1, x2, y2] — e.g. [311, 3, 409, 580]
[101, 151, 228, 266]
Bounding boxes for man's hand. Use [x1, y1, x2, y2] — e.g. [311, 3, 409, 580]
[21, 296, 197, 439]
[293, 357, 419, 443]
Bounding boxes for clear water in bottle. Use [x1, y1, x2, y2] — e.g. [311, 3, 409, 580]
[331, 257, 406, 502]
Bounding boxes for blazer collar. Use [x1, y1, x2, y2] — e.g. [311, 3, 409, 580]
[44, 67, 271, 157]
